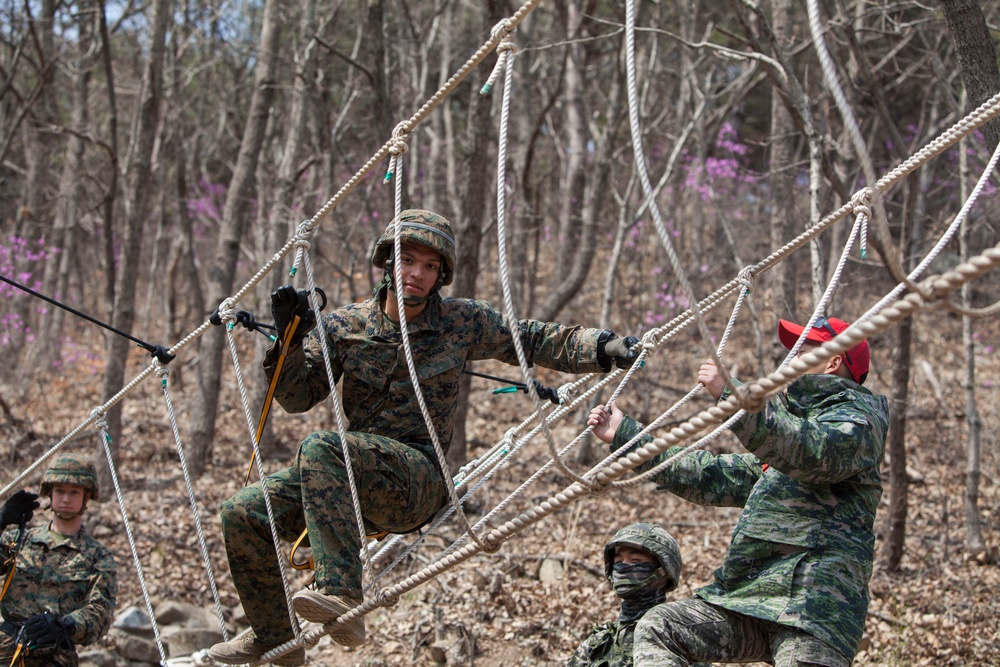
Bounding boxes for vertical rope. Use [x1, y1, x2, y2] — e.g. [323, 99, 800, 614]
[154, 363, 229, 641]
[93, 410, 168, 665]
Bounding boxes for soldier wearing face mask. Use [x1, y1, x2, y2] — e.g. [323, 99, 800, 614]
[567, 523, 697, 667]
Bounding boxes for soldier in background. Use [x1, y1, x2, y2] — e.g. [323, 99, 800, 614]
[588, 316, 889, 667]
[0, 454, 118, 667]
[568, 523, 686, 667]
[210, 209, 642, 666]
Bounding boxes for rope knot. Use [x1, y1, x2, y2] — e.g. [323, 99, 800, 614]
[216, 298, 238, 327]
[496, 39, 518, 56]
[850, 189, 873, 220]
[292, 221, 314, 251]
[490, 19, 514, 41]
[733, 384, 767, 413]
[737, 266, 755, 293]
[640, 331, 657, 353]
[389, 122, 411, 156]
[375, 589, 399, 607]
[556, 383, 574, 406]
[480, 533, 503, 554]
[587, 476, 612, 496]
[90, 409, 109, 433]
[154, 360, 170, 379]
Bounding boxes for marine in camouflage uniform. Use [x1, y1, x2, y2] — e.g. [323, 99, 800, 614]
[567, 523, 684, 667]
[0, 455, 118, 667]
[213, 210, 640, 663]
[591, 317, 889, 667]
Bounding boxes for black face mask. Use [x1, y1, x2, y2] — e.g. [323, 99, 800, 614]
[611, 561, 666, 623]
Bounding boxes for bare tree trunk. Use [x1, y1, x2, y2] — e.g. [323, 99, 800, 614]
[449, 0, 502, 470]
[18, 0, 56, 238]
[939, 0, 1000, 151]
[96, 0, 170, 492]
[766, 0, 797, 322]
[253, 0, 319, 459]
[35, 3, 96, 366]
[188, 0, 283, 476]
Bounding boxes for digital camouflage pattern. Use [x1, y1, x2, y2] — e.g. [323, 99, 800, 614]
[611, 373, 889, 662]
[603, 523, 681, 591]
[39, 454, 100, 502]
[224, 291, 607, 646]
[372, 209, 457, 286]
[0, 524, 118, 665]
[633, 598, 851, 667]
[567, 620, 638, 667]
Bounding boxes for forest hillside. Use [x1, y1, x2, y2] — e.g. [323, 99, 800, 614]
[2, 0, 1000, 665]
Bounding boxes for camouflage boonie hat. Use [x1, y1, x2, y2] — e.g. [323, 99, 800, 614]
[40, 453, 100, 501]
[604, 522, 682, 592]
[371, 209, 457, 286]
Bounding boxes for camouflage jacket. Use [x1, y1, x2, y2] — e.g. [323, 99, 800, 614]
[0, 524, 118, 646]
[567, 620, 635, 667]
[611, 374, 890, 659]
[266, 292, 606, 456]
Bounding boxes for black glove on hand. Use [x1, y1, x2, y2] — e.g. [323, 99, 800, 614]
[0, 490, 39, 530]
[597, 332, 641, 372]
[23, 612, 74, 648]
[270, 284, 317, 347]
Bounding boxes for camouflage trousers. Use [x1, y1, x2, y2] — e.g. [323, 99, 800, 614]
[220, 430, 447, 645]
[0, 632, 78, 667]
[633, 598, 851, 667]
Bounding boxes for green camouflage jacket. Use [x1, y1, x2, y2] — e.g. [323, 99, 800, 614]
[266, 292, 606, 455]
[0, 524, 118, 646]
[611, 374, 889, 659]
[567, 620, 635, 667]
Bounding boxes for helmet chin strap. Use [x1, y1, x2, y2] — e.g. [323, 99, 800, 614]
[380, 259, 441, 308]
[51, 498, 88, 521]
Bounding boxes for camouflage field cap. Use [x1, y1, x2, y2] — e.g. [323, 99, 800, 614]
[371, 209, 457, 286]
[40, 453, 100, 502]
[603, 522, 682, 592]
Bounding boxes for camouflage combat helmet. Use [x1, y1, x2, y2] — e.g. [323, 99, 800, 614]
[371, 209, 457, 287]
[40, 453, 100, 502]
[603, 522, 682, 592]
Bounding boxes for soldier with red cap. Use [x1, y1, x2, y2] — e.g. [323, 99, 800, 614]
[588, 315, 888, 667]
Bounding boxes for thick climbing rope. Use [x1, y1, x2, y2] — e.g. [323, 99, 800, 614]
[278, 237, 1000, 637]
[7, 7, 1000, 664]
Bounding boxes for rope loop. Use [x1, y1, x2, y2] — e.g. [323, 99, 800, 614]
[490, 18, 515, 40]
[737, 266, 755, 293]
[849, 188, 873, 220]
[640, 330, 657, 353]
[733, 384, 767, 413]
[375, 589, 400, 608]
[480, 533, 503, 554]
[154, 360, 170, 379]
[292, 221, 313, 251]
[556, 383, 575, 406]
[216, 298, 238, 327]
[496, 38, 518, 56]
[389, 122, 412, 157]
[90, 409, 109, 433]
[588, 477, 612, 496]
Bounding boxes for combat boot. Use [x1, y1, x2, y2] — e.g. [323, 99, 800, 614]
[208, 631, 306, 666]
[292, 589, 366, 647]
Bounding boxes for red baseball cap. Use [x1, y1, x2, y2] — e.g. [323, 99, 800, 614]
[777, 316, 870, 385]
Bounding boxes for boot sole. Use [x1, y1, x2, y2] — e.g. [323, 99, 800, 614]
[292, 593, 365, 647]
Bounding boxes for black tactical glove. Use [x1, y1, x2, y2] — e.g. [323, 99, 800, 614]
[22, 612, 74, 648]
[0, 490, 39, 530]
[597, 332, 641, 372]
[270, 285, 317, 347]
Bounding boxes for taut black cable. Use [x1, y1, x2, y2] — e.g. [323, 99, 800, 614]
[0, 273, 175, 364]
